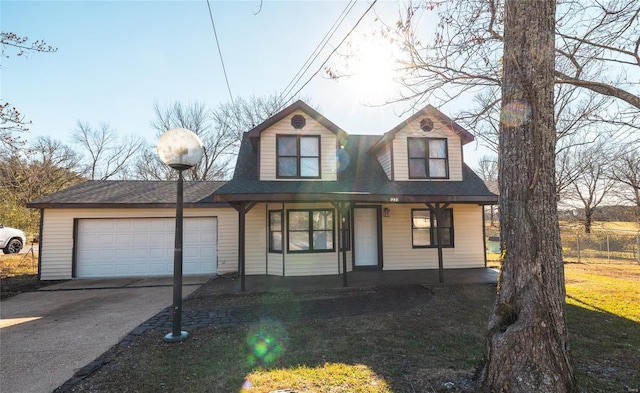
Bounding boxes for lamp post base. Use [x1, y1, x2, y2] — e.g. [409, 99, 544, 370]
[163, 331, 189, 343]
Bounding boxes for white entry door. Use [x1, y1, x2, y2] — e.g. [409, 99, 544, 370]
[354, 208, 379, 267]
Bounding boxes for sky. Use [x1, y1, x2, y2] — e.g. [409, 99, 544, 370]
[2, 0, 493, 166]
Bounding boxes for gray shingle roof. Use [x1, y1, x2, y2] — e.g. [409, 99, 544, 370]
[27, 181, 227, 208]
[214, 133, 497, 204]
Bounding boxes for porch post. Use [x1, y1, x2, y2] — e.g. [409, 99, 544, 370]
[231, 202, 256, 292]
[426, 202, 450, 284]
[331, 201, 350, 287]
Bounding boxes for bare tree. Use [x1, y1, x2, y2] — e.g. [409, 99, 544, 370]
[564, 141, 616, 233]
[332, 0, 638, 158]
[1, 33, 57, 151]
[137, 95, 288, 181]
[387, 0, 639, 109]
[71, 121, 145, 180]
[476, 155, 498, 226]
[139, 101, 235, 181]
[478, 0, 577, 391]
[611, 146, 640, 225]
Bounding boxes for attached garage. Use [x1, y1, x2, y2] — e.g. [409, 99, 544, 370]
[27, 181, 239, 280]
[76, 217, 217, 278]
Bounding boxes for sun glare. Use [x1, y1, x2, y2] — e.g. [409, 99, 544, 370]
[342, 34, 403, 104]
[0, 317, 42, 329]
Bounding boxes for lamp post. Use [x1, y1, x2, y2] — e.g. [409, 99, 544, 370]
[157, 128, 204, 343]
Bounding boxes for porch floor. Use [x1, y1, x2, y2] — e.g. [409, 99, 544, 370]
[232, 268, 499, 293]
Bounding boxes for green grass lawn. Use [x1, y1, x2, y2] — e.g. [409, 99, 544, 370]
[63, 263, 640, 393]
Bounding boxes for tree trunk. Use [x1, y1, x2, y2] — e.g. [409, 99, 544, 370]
[477, 0, 577, 392]
[584, 209, 593, 234]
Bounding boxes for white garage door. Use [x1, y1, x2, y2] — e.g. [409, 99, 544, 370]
[76, 217, 217, 278]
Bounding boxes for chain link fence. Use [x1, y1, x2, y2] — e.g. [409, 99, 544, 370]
[486, 226, 640, 265]
[560, 228, 640, 264]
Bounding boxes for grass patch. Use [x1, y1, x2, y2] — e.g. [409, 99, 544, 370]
[0, 252, 40, 299]
[57, 265, 640, 392]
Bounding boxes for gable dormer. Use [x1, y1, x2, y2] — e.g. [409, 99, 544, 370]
[248, 100, 346, 181]
[370, 105, 474, 182]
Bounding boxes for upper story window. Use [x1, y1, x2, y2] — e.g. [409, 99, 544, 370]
[408, 137, 449, 179]
[277, 135, 320, 178]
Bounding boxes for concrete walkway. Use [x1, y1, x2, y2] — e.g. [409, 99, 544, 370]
[0, 276, 210, 393]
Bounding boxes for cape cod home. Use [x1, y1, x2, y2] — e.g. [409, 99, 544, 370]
[28, 101, 497, 285]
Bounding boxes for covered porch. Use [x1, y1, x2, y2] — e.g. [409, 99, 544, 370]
[225, 267, 499, 293]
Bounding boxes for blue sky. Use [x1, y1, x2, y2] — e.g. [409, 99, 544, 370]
[2, 0, 491, 165]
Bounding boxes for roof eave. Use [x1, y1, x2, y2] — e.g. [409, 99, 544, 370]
[213, 193, 497, 204]
[26, 202, 232, 209]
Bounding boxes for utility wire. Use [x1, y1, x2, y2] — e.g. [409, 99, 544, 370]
[278, 0, 378, 111]
[206, 0, 234, 106]
[278, 0, 358, 104]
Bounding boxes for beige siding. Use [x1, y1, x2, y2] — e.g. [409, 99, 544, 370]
[39, 207, 238, 280]
[259, 109, 337, 181]
[381, 203, 484, 270]
[376, 145, 392, 179]
[244, 204, 267, 274]
[392, 117, 463, 181]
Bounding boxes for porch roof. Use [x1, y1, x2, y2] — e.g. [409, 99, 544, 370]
[214, 134, 497, 204]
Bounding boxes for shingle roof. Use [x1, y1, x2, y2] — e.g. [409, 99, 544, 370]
[247, 100, 346, 138]
[27, 181, 227, 208]
[214, 133, 497, 204]
[369, 104, 475, 154]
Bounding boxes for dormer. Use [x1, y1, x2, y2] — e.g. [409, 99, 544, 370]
[369, 105, 475, 181]
[248, 101, 347, 181]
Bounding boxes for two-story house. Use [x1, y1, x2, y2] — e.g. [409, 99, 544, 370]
[214, 100, 497, 288]
[28, 100, 496, 284]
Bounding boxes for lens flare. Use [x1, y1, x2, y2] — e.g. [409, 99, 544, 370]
[500, 100, 532, 127]
[244, 319, 289, 367]
[336, 149, 350, 173]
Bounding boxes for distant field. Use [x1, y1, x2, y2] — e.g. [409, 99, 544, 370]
[560, 221, 639, 232]
[487, 221, 639, 232]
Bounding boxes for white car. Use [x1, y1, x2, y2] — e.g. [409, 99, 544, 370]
[0, 224, 27, 254]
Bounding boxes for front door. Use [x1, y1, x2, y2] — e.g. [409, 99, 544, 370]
[354, 207, 379, 267]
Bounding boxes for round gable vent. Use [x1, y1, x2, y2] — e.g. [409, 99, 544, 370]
[291, 114, 306, 129]
[420, 117, 434, 132]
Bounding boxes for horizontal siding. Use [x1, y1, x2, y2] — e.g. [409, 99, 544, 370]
[381, 203, 484, 270]
[267, 253, 284, 276]
[392, 117, 463, 181]
[376, 146, 392, 180]
[283, 252, 339, 276]
[213, 208, 239, 275]
[259, 109, 337, 181]
[39, 207, 238, 280]
[245, 204, 267, 275]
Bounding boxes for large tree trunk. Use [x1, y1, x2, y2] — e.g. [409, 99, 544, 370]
[477, 0, 577, 392]
[584, 208, 593, 234]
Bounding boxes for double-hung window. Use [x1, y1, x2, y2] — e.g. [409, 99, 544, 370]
[277, 135, 320, 178]
[408, 137, 449, 179]
[411, 209, 454, 248]
[287, 209, 335, 252]
[268, 210, 283, 253]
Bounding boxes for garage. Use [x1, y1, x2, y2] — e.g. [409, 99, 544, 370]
[76, 217, 217, 278]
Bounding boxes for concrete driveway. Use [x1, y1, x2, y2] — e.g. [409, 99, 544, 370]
[0, 276, 210, 393]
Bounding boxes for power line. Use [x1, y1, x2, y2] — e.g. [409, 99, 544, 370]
[278, 0, 379, 111]
[278, 0, 358, 104]
[206, 0, 234, 106]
